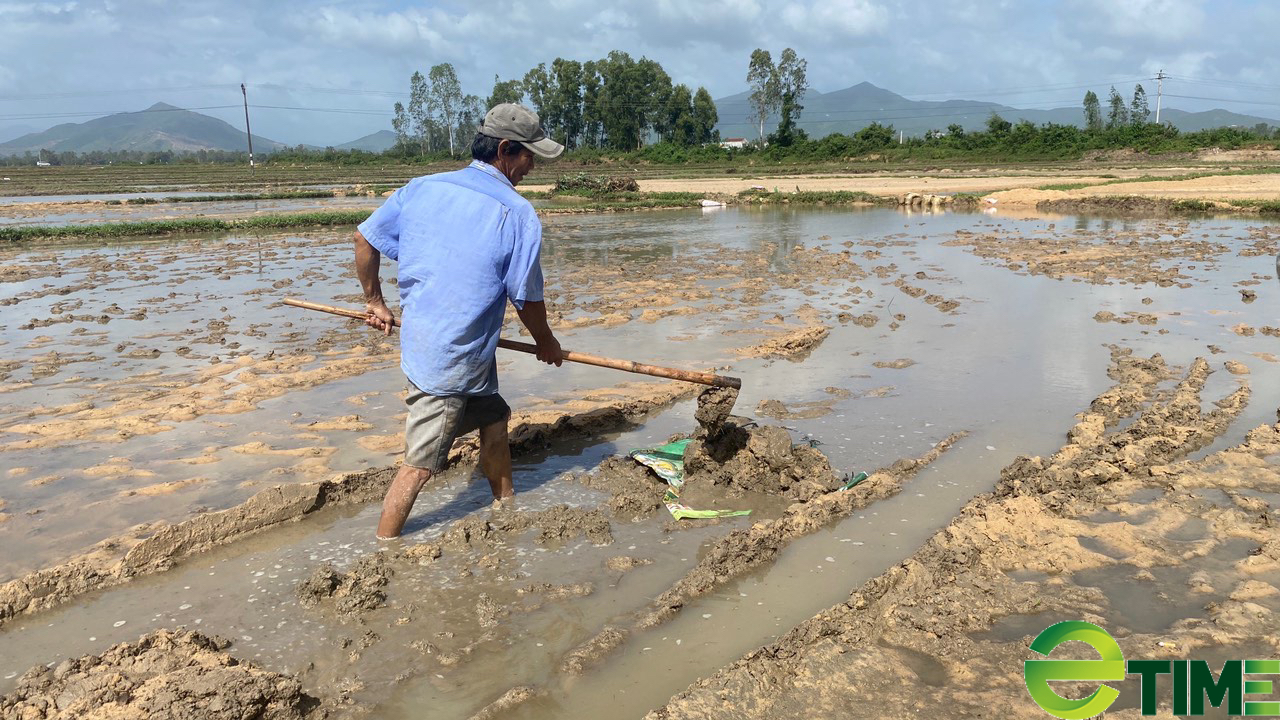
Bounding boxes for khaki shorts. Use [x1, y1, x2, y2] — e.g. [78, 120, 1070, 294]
[403, 385, 510, 472]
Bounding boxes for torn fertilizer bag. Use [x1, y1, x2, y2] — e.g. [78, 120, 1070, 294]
[629, 439, 752, 520]
[631, 424, 869, 519]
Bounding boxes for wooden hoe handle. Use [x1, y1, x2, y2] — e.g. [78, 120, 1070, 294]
[282, 298, 742, 389]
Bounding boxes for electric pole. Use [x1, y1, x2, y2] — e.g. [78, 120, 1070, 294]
[241, 83, 255, 169]
[1154, 69, 1166, 125]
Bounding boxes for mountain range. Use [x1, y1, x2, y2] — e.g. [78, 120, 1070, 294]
[711, 82, 1279, 140]
[0, 102, 286, 155]
[2, 83, 1276, 156]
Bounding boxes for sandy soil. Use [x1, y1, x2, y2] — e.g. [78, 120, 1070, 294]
[987, 171, 1280, 209]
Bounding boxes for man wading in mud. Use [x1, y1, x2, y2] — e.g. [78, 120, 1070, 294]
[353, 103, 565, 539]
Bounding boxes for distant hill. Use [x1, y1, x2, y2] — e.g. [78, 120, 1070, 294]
[714, 81, 1280, 140]
[336, 129, 397, 152]
[0, 103, 285, 155]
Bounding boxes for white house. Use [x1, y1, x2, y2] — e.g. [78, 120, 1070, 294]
[719, 137, 748, 149]
[36, 160, 51, 167]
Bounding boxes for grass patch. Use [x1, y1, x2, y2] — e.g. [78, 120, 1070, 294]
[0, 210, 371, 243]
[167, 190, 340, 203]
[90, 190, 348, 206]
[541, 191, 705, 212]
[1029, 180, 1090, 189]
[1169, 199, 1216, 212]
[1227, 199, 1280, 214]
[737, 189, 886, 205]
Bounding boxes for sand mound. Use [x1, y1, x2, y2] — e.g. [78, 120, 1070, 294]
[981, 188, 1070, 208]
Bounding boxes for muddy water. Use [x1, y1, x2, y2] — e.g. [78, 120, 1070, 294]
[2, 205, 1279, 718]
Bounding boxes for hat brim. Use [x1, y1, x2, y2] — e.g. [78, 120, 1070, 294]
[524, 137, 564, 159]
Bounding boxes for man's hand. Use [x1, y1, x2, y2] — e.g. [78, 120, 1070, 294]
[534, 334, 563, 366]
[366, 298, 396, 335]
[515, 300, 563, 367]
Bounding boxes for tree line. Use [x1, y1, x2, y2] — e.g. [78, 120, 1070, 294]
[390, 52, 719, 155]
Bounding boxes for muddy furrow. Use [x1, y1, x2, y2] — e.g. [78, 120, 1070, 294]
[646, 353, 1269, 719]
[462, 429, 965, 718]
[0, 381, 694, 630]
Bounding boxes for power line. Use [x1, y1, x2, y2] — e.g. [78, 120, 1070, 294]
[1161, 93, 1280, 109]
[1168, 74, 1280, 92]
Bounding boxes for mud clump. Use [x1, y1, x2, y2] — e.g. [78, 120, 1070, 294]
[576, 456, 668, 518]
[467, 686, 545, 720]
[1225, 360, 1250, 375]
[0, 629, 322, 719]
[297, 553, 392, 615]
[605, 556, 653, 573]
[738, 324, 830, 361]
[682, 420, 839, 501]
[476, 593, 504, 628]
[562, 626, 629, 675]
[695, 385, 738, 432]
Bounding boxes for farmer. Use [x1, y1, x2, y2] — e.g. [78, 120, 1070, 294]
[354, 103, 565, 539]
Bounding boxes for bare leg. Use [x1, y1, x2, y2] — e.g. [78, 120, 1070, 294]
[376, 464, 432, 539]
[478, 415, 514, 499]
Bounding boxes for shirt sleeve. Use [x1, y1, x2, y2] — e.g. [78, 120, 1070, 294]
[504, 212, 545, 310]
[356, 185, 406, 261]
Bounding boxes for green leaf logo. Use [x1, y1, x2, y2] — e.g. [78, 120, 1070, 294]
[1025, 621, 1125, 719]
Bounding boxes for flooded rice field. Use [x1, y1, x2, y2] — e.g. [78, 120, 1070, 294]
[0, 194, 383, 226]
[1, 201, 1278, 718]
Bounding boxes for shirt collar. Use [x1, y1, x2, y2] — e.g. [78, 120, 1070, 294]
[469, 160, 514, 189]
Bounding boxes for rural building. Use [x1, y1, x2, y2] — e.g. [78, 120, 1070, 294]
[719, 137, 748, 149]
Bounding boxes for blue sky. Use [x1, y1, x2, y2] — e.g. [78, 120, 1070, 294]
[0, 0, 1277, 146]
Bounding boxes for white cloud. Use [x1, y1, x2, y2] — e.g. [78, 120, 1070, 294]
[0, 0, 1275, 146]
[1066, 0, 1205, 41]
[781, 0, 889, 38]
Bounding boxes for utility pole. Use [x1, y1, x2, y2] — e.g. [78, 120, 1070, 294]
[1154, 69, 1166, 125]
[241, 83, 255, 169]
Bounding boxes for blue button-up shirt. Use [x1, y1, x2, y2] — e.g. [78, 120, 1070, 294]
[357, 160, 544, 396]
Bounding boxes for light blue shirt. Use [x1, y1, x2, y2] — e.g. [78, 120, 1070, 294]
[358, 160, 544, 396]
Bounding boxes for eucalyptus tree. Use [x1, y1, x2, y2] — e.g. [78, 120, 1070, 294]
[772, 48, 808, 146]
[1083, 91, 1103, 132]
[428, 63, 463, 156]
[746, 49, 779, 145]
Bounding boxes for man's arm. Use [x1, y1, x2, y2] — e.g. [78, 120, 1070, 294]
[515, 300, 563, 366]
[354, 230, 395, 334]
